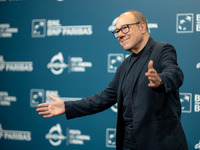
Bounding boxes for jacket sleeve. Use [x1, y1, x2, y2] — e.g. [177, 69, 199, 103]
[157, 44, 184, 93]
[64, 67, 120, 119]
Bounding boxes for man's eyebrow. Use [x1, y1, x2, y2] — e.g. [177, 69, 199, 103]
[115, 25, 123, 30]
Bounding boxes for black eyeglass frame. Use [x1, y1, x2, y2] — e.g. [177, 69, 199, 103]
[112, 22, 140, 37]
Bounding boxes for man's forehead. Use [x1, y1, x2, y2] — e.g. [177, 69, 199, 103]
[116, 13, 135, 28]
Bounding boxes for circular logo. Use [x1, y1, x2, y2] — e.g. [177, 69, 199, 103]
[45, 124, 66, 146]
[47, 52, 68, 75]
[111, 103, 118, 113]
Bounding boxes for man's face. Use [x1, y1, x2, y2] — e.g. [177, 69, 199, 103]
[115, 13, 143, 52]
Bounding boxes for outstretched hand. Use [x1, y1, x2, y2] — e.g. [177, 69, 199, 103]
[145, 60, 163, 88]
[36, 94, 65, 118]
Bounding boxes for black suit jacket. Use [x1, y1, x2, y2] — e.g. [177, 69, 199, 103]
[65, 37, 188, 150]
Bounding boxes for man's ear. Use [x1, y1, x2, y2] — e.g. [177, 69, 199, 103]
[140, 22, 148, 33]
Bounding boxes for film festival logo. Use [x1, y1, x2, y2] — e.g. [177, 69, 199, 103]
[106, 128, 116, 148]
[47, 52, 68, 75]
[0, 23, 18, 38]
[0, 91, 17, 106]
[32, 19, 93, 38]
[45, 124, 66, 146]
[47, 52, 92, 75]
[45, 123, 91, 146]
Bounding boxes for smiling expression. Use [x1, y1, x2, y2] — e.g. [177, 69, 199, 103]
[116, 12, 149, 54]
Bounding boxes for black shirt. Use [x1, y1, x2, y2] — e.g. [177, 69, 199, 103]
[122, 50, 144, 149]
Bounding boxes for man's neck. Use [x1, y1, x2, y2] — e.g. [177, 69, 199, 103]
[131, 35, 150, 54]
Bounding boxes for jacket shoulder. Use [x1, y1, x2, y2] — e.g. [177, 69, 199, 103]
[153, 40, 175, 50]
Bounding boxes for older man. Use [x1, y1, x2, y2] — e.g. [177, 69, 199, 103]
[37, 10, 188, 150]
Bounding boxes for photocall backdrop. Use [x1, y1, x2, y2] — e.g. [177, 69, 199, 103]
[0, 0, 200, 150]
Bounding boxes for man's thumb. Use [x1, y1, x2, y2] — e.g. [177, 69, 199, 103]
[49, 94, 57, 101]
[148, 60, 154, 69]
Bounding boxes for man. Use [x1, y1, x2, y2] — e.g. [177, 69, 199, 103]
[37, 10, 188, 150]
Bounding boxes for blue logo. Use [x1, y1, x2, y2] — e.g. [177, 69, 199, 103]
[106, 128, 116, 148]
[176, 13, 194, 33]
[30, 89, 45, 107]
[32, 19, 46, 37]
[108, 53, 124, 73]
[180, 93, 192, 113]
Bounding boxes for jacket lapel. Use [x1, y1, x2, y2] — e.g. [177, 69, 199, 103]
[129, 37, 155, 93]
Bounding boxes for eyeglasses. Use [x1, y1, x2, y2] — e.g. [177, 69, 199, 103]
[112, 22, 140, 38]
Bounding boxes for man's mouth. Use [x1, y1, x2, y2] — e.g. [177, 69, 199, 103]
[121, 37, 130, 44]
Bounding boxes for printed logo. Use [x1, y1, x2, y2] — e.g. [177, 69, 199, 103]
[32, 19, 93, 38]
[147, 22, 158, 33]
[180, 93, 192, 113]
[0, 91, 17, 106]
[176, 13, 194, 33]
[108, 17, 119, 32]
[0, 123, 31, 141]
[45, 124, 91, 146]
[0, 0, 24, 2]
[194, 94, 200, 112]
[68, 56, 92, 73]
[108, 53, 124, 73]
[196, 62, 200, 69]
[30, 89, 81, 107]
[195, 140, 200, 149]
[46, 124, 66, 146]
[106, 128, 116, 148]
[66, 128, 91, 145]
[47, 53, 92, 75]
[197, 14, 200, 32]
[30, 89, 45, 107]
[0, 23, 18, 38]
[111, 103, 118, 113]
[47, 52, 68, 75]
[0, 55, 33, 72]
[32, 19, 46, 37]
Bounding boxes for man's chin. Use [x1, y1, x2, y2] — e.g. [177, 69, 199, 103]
[120, 44, 132, 52]
[123, 47, 131, 52]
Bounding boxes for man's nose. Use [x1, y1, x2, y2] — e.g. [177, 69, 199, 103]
[117, 30, 126, 38]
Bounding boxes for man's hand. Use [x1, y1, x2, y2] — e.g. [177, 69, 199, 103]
[145, 60, 163, 88]
[36, 94, 65, 118]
